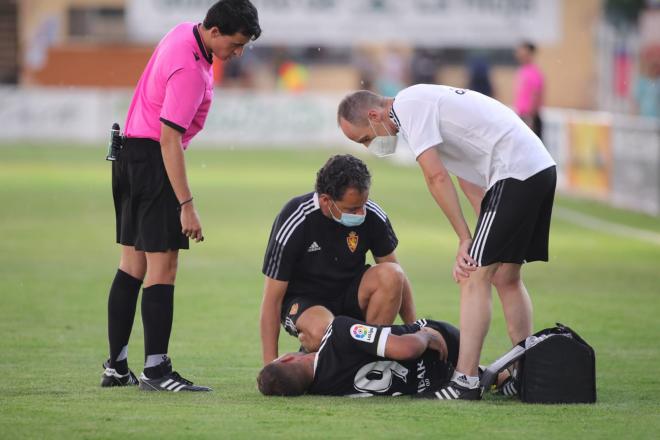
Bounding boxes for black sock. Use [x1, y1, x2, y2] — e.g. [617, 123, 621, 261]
[141, 284, 174, 368]
[107, 269, 142, 374]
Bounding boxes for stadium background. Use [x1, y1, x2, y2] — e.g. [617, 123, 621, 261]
[1, 0, 659, 438]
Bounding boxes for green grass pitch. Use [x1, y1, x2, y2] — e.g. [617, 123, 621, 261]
[1, 144, 659, 439]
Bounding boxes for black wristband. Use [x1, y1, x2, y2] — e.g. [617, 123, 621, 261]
[179, 197, 193, 207]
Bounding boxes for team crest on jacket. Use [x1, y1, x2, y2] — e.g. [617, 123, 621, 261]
[347, 231, 359, 253]
[289, 303, 299, 315]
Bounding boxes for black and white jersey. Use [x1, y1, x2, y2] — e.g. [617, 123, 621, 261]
[309, 316, 458, 397]
[262, 192, 398, 301]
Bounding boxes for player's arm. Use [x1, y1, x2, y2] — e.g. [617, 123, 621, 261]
[457, 177, 485, 216]
[160, 124, 202, 242]
[417, 148, 477, 281]
[384, 327, 448, 361]
[261, 198, 306, 364]
[260, 276, 289, 365]
[374, 252, 416, 323]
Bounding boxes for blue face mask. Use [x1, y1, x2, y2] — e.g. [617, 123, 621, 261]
[331, 200, 366, 227]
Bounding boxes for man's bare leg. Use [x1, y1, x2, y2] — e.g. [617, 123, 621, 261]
[358, 262, 405, 324]
[454, 263, 500, 377]
[295, 306, 335, 352]
[492, 263, 533, 345]
[119, 245, 147, 280]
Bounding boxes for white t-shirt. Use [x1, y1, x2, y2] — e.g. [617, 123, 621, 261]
[392, 84, 556, 189]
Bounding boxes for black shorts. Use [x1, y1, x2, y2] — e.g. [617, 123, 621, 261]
[280, 265, 369, 337]
[112, 138, 188, 252]
[469, 166, 556, 266]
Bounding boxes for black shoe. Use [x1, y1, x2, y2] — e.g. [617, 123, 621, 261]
[138, 357, 212, 392]
[101, 360, 138, 387]
[417, 380, 482, 401]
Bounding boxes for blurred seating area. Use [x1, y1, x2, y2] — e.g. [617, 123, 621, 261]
[4, 0, 656, 113]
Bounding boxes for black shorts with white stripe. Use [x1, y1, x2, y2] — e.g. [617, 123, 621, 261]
[469, 166, 556, 266]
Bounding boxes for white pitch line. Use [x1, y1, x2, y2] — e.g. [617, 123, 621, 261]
[554, 207, 660, 246]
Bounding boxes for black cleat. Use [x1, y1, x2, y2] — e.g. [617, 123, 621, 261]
[101, 361, 138, 387]
[495, 368, 519, 397]
[416, 380, 482, 401]
[138, 357, 212, 392]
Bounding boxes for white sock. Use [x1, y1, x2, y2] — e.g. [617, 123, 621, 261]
[145, 354, 167, 369]
[115, 345, 128, 362]
[452, 370, 480, 389]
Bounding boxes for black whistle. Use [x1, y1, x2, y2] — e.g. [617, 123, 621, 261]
[106, 122, 123, 161]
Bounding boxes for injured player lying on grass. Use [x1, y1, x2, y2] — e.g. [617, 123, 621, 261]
[257, 316, 513, 398]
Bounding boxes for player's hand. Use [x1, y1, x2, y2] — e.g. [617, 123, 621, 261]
[421, 327, 448, 361]
[453, 239, 477, 282]
[180, 203, 204, 242]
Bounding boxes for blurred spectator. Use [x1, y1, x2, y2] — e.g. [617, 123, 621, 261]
[219, 46, 258, 88]
[25, 16, 59, 71]
[467, 57, 494, 97]
[632, 57, 660, 118]
[411, 49, 437, 84]
[277, 61, 309, 92]
[514, 41, 544, 139]
[376, 48, 409, 96]
[352, 47, 378, 90]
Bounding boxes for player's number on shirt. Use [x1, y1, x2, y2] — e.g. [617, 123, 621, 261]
[353, 360, 408, 394]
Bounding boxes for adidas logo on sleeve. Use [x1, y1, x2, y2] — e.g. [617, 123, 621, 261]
[307, 242, 321, 253]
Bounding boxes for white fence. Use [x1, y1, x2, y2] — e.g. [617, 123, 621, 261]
[0, 86, 352, 148]
[1, 86, 658, 215]
[543, 108, 660, 216]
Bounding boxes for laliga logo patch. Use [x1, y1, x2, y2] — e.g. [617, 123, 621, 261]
[350, 324, 376, 343]
[347, 231, 359, 253]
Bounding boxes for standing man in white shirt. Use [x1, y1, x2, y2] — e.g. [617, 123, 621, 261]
[336, 85, 556, 400]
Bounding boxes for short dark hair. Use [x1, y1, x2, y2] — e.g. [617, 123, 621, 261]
[204, 0, 262, 40]
[520, 41, 536, 54]
[315, 155, 371, 200]
[257, 362, 310, 396]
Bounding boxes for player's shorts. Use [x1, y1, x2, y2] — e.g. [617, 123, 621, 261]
[112, 137, 189, 252]
[280, 265, 370, 337]
[469, 166, 556, 266]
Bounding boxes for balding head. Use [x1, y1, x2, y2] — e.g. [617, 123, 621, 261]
[337, 90, 387, 126]
[337, 90, 397, 148]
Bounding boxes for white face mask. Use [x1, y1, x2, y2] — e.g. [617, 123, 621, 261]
[367, 119, 398, 157]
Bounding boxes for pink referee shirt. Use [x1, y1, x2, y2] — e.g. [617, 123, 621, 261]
[514, 63, 544, 117]
[124, 22, 214, 149]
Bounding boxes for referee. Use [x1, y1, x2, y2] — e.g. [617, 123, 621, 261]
[101, 0, 261, 392]
[337, 85, 556, 400]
